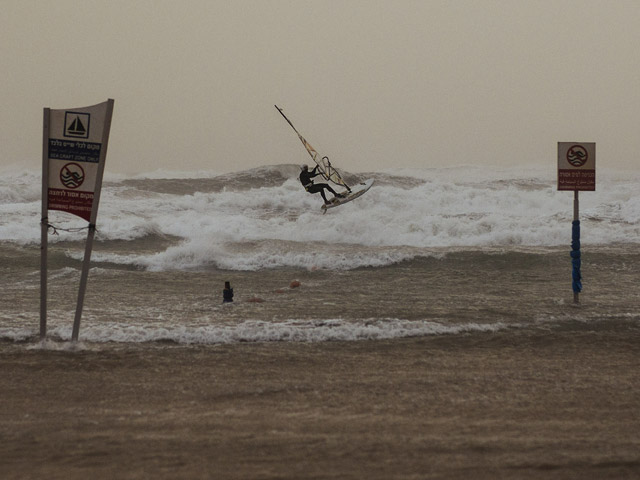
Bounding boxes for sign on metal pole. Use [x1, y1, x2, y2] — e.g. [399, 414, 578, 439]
[558, 142, 596, 191]
[41, 99, 114, 341]
[557, 142, 595, 304]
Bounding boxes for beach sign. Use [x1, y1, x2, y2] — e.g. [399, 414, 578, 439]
[41, 99, 114, 341]
[44, 100, 114, 221]
[557, 142, 595, 304]
[557, 142, 596, 191]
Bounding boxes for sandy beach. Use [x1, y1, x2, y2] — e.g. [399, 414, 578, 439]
[2, 321, 639, 480]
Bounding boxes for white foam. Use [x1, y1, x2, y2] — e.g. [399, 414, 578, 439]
[2, 166, 639, 269]
[0, 318, 510, 345]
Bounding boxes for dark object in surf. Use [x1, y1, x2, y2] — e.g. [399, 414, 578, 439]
[223, 281, 234, 303]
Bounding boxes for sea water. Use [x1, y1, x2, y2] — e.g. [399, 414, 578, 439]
[1, 164, 639, 345]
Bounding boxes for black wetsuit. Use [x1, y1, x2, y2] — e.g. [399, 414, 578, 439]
[223, 287, 233, 303]
[299, 166, 339, 203]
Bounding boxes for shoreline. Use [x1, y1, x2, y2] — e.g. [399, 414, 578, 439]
[2, 324, 639, 479]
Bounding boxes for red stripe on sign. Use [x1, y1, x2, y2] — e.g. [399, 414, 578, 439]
[48, 188, 94, 221]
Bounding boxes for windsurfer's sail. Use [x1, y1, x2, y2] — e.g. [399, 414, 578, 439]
[275, 105, 351, 191]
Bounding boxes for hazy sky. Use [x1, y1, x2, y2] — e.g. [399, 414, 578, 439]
[2, 0, 639, 174]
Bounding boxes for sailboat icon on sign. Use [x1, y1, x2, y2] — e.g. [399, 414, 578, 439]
[68, 117, 86, 135]
[64, 112, 90, 139]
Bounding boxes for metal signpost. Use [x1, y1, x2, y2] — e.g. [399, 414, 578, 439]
[41, 99, 114, 341]
[557, 142, 595, 304]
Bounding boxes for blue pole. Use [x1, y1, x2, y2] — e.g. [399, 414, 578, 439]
[571, 220, 582, 294]
[571, 191, 581, 304]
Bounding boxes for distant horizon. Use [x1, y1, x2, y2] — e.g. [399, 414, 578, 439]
[2, 160, 638, 182]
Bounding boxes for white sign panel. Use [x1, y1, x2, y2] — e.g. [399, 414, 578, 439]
[46, 100, 113, 221]
[557, 142, 596, 191]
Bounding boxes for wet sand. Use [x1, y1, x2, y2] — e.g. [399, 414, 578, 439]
[2, 323, 639, 480]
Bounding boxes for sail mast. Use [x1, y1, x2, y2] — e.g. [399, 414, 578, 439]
[275, 105, 350, 190]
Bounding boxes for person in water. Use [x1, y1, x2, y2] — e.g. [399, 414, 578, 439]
[299, 164, 344, 205]
[222, 281, 234, 303]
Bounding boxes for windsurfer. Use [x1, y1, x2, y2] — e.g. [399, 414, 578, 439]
[299, 164, 344, 205]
